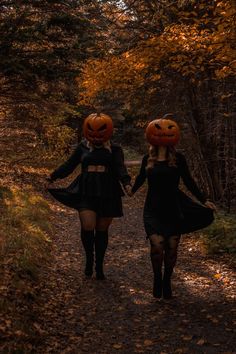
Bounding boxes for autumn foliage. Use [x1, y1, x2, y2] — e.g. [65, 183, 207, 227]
[79, 0, 236, 208]
[80, 1, 235, 104]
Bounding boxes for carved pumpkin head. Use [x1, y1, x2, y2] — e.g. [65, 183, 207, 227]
[145, 118, 180, 146]
[83, 113, 113, 144]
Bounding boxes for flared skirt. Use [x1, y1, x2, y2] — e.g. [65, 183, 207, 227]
[144, 190, 214, 237]
[48, 188, 123, 217]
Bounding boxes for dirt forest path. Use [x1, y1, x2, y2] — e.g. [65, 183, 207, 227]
[35, 189, 236, 354]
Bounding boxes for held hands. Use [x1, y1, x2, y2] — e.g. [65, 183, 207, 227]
[124, 184, 133, 197]
[45, 176, 54, 184]
[45, 176, 55, 189]
[204, 200, 217, 212]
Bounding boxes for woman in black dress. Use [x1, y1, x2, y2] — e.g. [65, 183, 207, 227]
[47, 113, 132, 280]
[131, 115, 216, 299]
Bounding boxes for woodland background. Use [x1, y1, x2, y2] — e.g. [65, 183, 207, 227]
[0, 0, 235, 352]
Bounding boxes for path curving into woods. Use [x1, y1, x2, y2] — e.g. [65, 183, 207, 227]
[34, 190, 235, 354]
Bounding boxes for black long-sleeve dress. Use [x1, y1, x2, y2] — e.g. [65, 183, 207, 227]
[48, 141, 131, 217]
[132, 152, 214, 237]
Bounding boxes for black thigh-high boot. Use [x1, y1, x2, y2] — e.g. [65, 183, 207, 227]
[95, 230, 108, 280]
[81, 229, 95, 277]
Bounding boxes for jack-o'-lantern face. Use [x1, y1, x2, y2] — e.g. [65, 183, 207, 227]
[83, 113, 113, 144]
[145, 118, 180, 146]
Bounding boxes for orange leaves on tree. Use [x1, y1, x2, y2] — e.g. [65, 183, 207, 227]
[78, 0, 236, 104]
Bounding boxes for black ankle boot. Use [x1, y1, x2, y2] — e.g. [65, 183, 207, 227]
[95, 230, 108, 280]
[85, 262, 93, 278]
[96, 270, 105, 280]
[163, 270, 173, 299]
[81, 230, 94, 278]
[153, 272, 162, 298]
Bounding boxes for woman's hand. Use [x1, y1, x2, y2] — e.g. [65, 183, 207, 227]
[44, 176, 55, 189]
[204, 200, 217, 212]
[124, 184, 133, 197]
[46, 176, 54, 184]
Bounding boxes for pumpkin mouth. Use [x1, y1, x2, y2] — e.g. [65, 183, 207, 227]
[154, 134, 175, 137]
[88, 135, 103, 140]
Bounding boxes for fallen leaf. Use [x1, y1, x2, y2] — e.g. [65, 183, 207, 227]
[135, 343, 142, 348]
[117, 306, 124, 311]
[225, 328, 233, 332]
[214, 273, 221, 279]
[175, 349, 188, 354]
[144, 339, 153, 346]
[33, 323, 45, 334]
[113, 344, 123, 349]
[182, 335, 193, 341]
[15, 330, 25, 336]
[211, 318, 219, 324]
[5, 320, 11, 327]
[197, 338, 205, 345]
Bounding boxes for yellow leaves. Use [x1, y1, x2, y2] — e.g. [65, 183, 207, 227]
[214, 273, 221, 279]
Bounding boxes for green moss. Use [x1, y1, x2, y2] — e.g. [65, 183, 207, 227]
[201, 212, 236, 256]
[0, 186, 53, 279]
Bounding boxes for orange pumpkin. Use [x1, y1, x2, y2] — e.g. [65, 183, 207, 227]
[145, 118, 180, 146]
[83, 113, 113, 144]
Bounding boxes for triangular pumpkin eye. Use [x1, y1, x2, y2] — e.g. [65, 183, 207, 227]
[155, 123, 162, 129]
[168, 125, 175, 129]
[87, 123, 93, 131]
[98, 123, 107, 131]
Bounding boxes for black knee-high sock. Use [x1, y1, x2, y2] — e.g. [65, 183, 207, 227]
[81, 229, 95, 276]
[151, 250, 163, 298]
[95, 230, 108, 279]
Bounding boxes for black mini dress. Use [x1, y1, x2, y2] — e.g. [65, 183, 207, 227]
[132, 152, 214, 237]
[48, 142, 131, 217]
